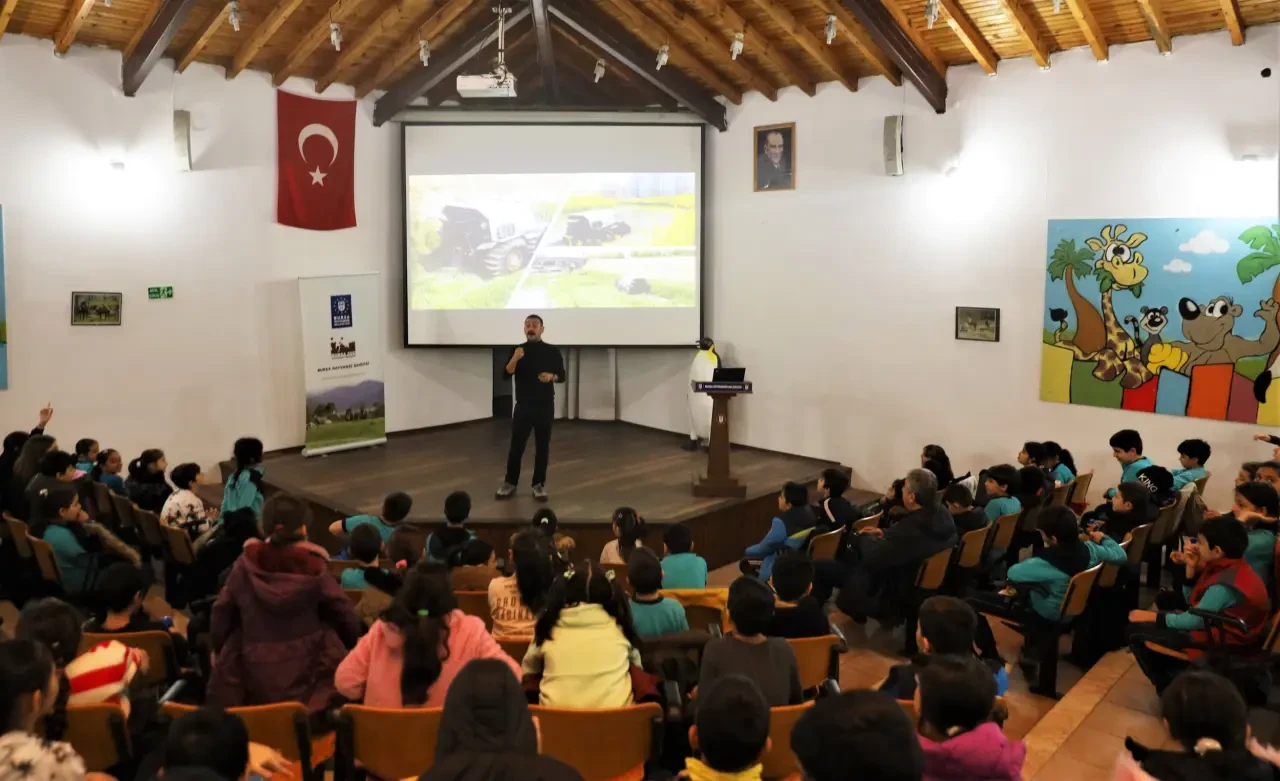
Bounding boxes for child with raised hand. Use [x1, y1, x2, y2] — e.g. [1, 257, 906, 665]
[126, 448, 172, 513]
[685, 675, 771, 781]
[1231, 480, 1278, 589]
[448, 538, 500, 591]
[600, 506, 647, 565]
[916, 655, 1025, 781]
[981, 465, 1022, 523]
[89, 448, 126, 496]
[490, 531, 555, 640]
[700, 577, 801, 707]
[72, 439, 98, 474]
[336, 561, 518, 708]
[342, 523, 384, 590]
[1042, 441, 1076, 486]
[880, 595, 1008, 700]
[221, 437, 265, 519]
[161, 462, 215, 537]
[426, 491, 476, 563]
[942, 483, 987, 535]
[627, 548, 688, 638]
[1172, 439, 1211, 490]
[523, 559, 643, 708]
[661, 522, 707, 589]
[767, 552, 829, 639]
[792, 690, 923, 781]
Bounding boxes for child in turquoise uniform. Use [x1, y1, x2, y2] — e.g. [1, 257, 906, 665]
[341, 524, 384, 590]
[1171, 439, 1210, 490]
[425, 491, 476, 562]
[33, 485, 109, 594]
[1017, 442, 1047, 469]
[1043, 441, 1076, 486]
[73, 438, 98, 475]
[1105, 429, 1153, 500]
[221, 437, 266, 519]
[1232, 480, 1278, 589]
[89, 449, 126, 496]
[661, 523, 708, 589]
[982, 465, 1022, 523]
[628, 549, 689, 638]
[330, 491, 414, 559]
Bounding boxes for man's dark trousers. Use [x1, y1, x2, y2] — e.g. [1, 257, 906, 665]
[505, 401, 553, 486]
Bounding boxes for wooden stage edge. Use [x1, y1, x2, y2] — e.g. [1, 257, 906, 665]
[226, 419, 848, 569]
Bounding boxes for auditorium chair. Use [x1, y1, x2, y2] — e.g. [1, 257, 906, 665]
[163, 701, 330, 781]
[4, 515, 32, 559]
[108, 492, 139, 532]
[454, 590, 493, 630]
[902, 546, 956, 656]
[62, 702, 131, 772]
[1067, 471, 1094, 514]
[805, 527, 842, 561]
[164, 525, 197, 566]
[1193, 473, 1210, 495]
[497, 636, 532, 663]
[29, 535, 63, 590]
[681, 603, 725, 635]
[1143, 485, 1194, 588]
[948, 524, 993, 594]
[787, 634, 842, 695]
[326, 560, 362, 578]
[336, 705, 443, 781]
[987, 512, 1022, 564]
[662, 588, 729, 632]
[90, 482, 116, 525]
[530, 703, 663, 781]
[1050, 481, 1073, 507]
[600, 562, 631, 594]
[343, 588, 363, 604]
[81, 629, 181, 690]
[758, 703, 813, 779]
[853, 512, 883, 531]
[1098, 523, 1153, 590]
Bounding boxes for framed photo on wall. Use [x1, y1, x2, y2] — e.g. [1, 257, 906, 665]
[753, 122, 795, 192]
[955, 306, 999, 342]
[71, 292, 122, 326]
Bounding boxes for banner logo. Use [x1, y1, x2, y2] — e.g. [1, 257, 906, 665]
[331, 294, 352, 328]
[330, 337, 356, 358]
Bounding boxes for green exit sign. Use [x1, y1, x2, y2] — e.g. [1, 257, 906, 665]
[147, 287, 174, 300]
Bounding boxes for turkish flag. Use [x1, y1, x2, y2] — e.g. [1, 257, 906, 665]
[277, 90, 357, 231]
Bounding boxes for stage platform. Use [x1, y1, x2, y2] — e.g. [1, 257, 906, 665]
[237, 419, 846, 568]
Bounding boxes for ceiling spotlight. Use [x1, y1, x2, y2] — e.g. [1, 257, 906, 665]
[419, 39, 430, 66]
[924, 0, 939, 28]
[330, 22, 342, 51]
[1052, 0, 1062, 10]
[228, 0, 241, 32]
[103, 0, 111, 8]
[593, 58, 605, 83]
[824, 14, 836, 44]
[656, 45, 669, 70]
[730, 32, 744, 60]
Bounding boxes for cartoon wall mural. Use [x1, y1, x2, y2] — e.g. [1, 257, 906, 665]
[1041, 218, 1280, 424]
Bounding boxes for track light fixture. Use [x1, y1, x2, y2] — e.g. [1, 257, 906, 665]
[419, 39, 430, 66]
[593, 59, 605, 83]
[656, 45, 669, 70]
[730, 32, 744, 59]
[924, 0, 939, 29]
[228, 0, 241, 32]
[824, 14, 836, 44]
[330, 22, 342, 51]
[1053, 0, 1062, 11]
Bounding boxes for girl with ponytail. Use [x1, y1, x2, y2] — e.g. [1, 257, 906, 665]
[1042, 442, 1077, 486]
[221, 437, 266, 519]
[124, 448, 172, 513]
[600, 507, 647, 565]
[0, 638, 87, 781]
[336, 561, 519, 708]
[88, 448, 126, 495]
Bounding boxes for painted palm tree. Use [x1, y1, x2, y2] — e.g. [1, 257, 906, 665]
[1236, 224, 1280, 401]
[1047, 238, 1106, 354]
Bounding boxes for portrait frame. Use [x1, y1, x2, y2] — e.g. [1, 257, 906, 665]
[955, 306, 1000, 343]
[71, 292, 123, 326]
[753, 122, 796, 193]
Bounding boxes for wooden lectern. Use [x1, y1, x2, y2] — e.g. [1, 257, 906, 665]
[691, 380, 752, 498]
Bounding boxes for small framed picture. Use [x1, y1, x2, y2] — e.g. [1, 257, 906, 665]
[753, 122, 795, 192]
[71, 292, 122, 326]
[955, 306, 1000, 342]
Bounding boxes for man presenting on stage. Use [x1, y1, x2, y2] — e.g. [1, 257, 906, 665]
[497, 314, 565, 502]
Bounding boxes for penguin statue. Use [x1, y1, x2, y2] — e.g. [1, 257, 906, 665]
[685, 337, 720, 451]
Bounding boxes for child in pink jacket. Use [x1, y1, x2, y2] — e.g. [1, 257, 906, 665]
[916, 656, 1025, 781]
[335, 562, 520, 708]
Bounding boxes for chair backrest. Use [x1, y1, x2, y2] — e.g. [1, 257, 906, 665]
[134, 508, 166, 548]
[807, 527, 842, 561]
[990, 512, 1021, 553]
[81, 630, 176, 689]
[682, 603, 723, 633]
[915, 547, 952, 590]
[29, 535, 61, 584]
[955, 526, 992, 569]
[497, 636, 531, 663]
[1126, 523, 1155, 568]
[787, 634, 838, 690]
[64, 703, 131, 771]
[599, 562, 631, 594]
[163, 701, 311, 763]
[897, 698, 918, 722]
[163, 525, 197, 565]
[1262, 610, 1280, 654]
[327, 559, 362, 578]
[1060, 563, 1104, 620]
[531, 703, 662, 781]
[108, 492, 137, 529]
[344, 588, 364, 604]
[91, 482, 116, 524]
[1193, 473, 1210, 495]
[341, 705, 442, 780]
[1068, 471, 1094, 506]
[1098, 539, 1132, 588]
[454, 590, 493, 631]
[853, 512, 882, 531]
[5, 516, 32, 559]
[759, 703, 813, 778]
[1050, 481, 1073, 507]
[1149, 501, 1181, 547]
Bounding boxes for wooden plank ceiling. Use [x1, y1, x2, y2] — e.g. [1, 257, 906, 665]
[0, 0, 1274, 117]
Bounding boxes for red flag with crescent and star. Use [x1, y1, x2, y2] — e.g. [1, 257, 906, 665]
[276, 90, 357, 231]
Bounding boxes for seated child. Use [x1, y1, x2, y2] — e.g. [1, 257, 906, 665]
[490, 531, 554, 640]
[699, 577, 802, 707]
[661, 522, 707, 589]
[531, 508, 576, 566]
[981, 465, 1022, 523]
[767, 552, 829, 639]
[792, 690, 923, 781]
[1232, 480, 1278, 590]
[341, 523, 384, 589]
[329, 491, 412, 557]
[942, 483, 988, 534]
[426, 491, 477, 563]
[160, 463, 215, 537]
[1257, 461, 1280, 492]
[336, 561, 520, 708]
[685, 675, 771, 781]
[34, 485, 139, 594]
[600, 507, 647, 565]
[813, 467, 858, 532]
[1172, 439, 1211, 490]
[743, 482, 815, 582]
[354, 528, 422, 627]
[916, 655, 1026, 781]
[1017, 442, 1047, 469]
[522, 559, 643, 708]
[1105, 429, 1154, 500]
[448, 538, 500, 591]
[879, 595, 1008, 700]
[1086, 481, 1154, 542]
[89, 448, 126, 496]
[1127, 515, 1271, 692]
[73, 438, 98, 475]
[84, 562, 190, 664]
[627, 549, 689, 638]
[1043, 441, 1076, 487]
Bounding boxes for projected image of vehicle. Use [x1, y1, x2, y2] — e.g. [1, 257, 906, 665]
[562, 211, 632, 246]
[427, 204, 547, 278]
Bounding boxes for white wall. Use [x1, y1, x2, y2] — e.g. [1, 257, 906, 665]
[0, 35, 492, 472]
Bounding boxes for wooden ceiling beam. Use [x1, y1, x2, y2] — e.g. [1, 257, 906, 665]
[938, 0, 997, 74]
[54, 0, 96, 55]
[124, 0, 163, 58]
[314, 0, 429, 93]
[691, 0, 816, 95]
[227, 0, 309, 79]
[355, 0, 475, 98]
[0, 0, 21, 41]
[553, 21, 667, 105]
[878, 0, 945, 78]
[123, 0, 203, 95]
[548, 1, 726, 129]
[175, 3, 228, 73]
[1218, 0, 1244, 44]
[638, 0, 776, 100]
[274, 0, 375, 86]
[530, 0, 560, 103]
[993, 0, 1049, 68]
[839, 0, 944, 111]
[1134, 0, 1171, 52]
[746, 0, 857, 91]
[819, 0, 901, 86]
[374, 7, 531, 125]
[601, 0, 743, 103]
[1062, 0, 1108, 60]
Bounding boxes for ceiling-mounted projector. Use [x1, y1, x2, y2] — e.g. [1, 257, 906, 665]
[457, 70, 517, 98]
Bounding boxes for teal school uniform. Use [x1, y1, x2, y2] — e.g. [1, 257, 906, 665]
[661, 552, 708, 589]
[222, 466, 265, 518]
[1107, 457, 1154, 499]
[1170, 465, 1206, 490]
[1051, 463, 1075, 486]
[629, 596, 690, 638]
[344, 514, 398, 542]
[101, 473, 126, 495]
[41, 525, 94, 593]
[341, 568, 372, 590]
[1165, 583, 1240, 630]
[1007, 537, 1127, 621]
[1244, 527, 1276, 590]
[984, 495, 1021, 523]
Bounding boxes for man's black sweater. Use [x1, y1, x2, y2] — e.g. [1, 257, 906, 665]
[506, 340, 565, 406]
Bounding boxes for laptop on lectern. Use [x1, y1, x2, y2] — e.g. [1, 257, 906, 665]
[713, 367, 746, 382]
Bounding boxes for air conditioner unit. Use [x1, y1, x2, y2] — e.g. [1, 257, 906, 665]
[884, 115, 904, 176]
[457, 70, 517, 99]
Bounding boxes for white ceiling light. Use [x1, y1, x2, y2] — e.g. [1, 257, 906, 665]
[824, 14, 837, 44]
[593, 58, 605, 82]
[419, 39, 430, 66]
[1053, 0, 1062, 12]
[730, 32, 744, 60]
[329, 22, 342, 51]
[924, 0, 939, 29]
[656, 45, 669, 70]
[228, 0, 241, 32]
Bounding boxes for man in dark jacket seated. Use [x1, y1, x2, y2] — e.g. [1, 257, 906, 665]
[823, 469, 957, 623]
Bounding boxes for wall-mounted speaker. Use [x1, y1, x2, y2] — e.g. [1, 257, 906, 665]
[883, 115, 904, 176]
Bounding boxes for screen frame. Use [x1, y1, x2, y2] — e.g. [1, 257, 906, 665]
[398, 120, 707, 349]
